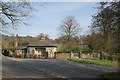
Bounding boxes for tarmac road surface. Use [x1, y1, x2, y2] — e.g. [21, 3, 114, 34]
[2, 55, 119, 79]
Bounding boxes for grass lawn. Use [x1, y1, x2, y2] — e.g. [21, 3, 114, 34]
[100, 72, 120, 78]
[68, 58, 120, 68]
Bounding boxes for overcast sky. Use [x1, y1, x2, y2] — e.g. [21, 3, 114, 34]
[12, 2, 97, 39]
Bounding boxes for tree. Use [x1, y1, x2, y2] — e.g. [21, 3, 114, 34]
[83, 32, 105, 50]
[58, 16, 81, 52]
[91, 1, 120, 53]
[0, 0, 34, 33]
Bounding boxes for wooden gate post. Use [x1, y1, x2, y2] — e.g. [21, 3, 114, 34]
[54, 52, 56, 59]
[100, 51, 102, 60]
[79, 51, 81, 58]
[23, 53, 24, 58]
[70, 52, 71, 58]
[92, 50, 94, 58]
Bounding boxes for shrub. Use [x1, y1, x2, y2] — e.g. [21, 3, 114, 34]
[71, 46, 81, 53]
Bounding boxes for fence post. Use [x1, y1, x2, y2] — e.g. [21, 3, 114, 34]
[92, 50, 95, 58]
[54, 52, 56, 59]
[70, 52, 71, 58]
[23, 53, 24, 58]
[79, 51, 81, 58]
[100, 51, 102, 60]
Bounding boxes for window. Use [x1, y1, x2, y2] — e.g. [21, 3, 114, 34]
[29, 49, 34, 54]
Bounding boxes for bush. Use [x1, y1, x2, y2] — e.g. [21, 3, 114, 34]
[71, 46, 81, 53]
[2, 50, 9, 56]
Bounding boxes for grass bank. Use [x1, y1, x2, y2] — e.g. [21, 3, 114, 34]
[68, 58, 119, 68]
[100, 72, 120, 78]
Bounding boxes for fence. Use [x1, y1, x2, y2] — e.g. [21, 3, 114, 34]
[56, 50, 101, 59]
[2, 49, 120, 62]
[56, 53, 70, 59]
[56, 50, 120, 62]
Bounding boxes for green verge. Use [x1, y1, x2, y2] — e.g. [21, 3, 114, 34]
[100, 72, 120, 78]
[68, 58, 120, 68]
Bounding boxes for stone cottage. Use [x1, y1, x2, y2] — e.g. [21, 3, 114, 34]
[14, 34, 57, 58]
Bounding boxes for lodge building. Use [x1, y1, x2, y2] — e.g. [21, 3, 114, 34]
[13, 34, 57, 58]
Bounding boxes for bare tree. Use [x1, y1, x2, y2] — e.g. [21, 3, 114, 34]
[58, 16, 81, 52]
[0, 0, 35, 33]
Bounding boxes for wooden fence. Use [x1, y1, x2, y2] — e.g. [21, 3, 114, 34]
[56, 53, 70, 59]
[56, 51, 120, 62]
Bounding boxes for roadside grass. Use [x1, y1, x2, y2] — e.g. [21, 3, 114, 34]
[68, 58, 120, 68]
[100, 72, 120, 78]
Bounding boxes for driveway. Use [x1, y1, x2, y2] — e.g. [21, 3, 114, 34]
[2, 55, 119, 79]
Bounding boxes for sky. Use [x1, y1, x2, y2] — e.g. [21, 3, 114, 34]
[12, 2, 98, 40]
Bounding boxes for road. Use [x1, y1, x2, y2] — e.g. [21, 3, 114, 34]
[0, 54, 2, 80]
[2, 55, 119, 79]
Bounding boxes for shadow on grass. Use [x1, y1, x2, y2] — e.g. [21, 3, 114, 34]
[100, 72, 120, 78]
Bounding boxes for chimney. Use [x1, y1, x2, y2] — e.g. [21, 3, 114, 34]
[41, 34, 45, 40]
[14, 38, 18, 47]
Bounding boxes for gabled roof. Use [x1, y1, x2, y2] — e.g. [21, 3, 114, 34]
[27, 40, 57, 47]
